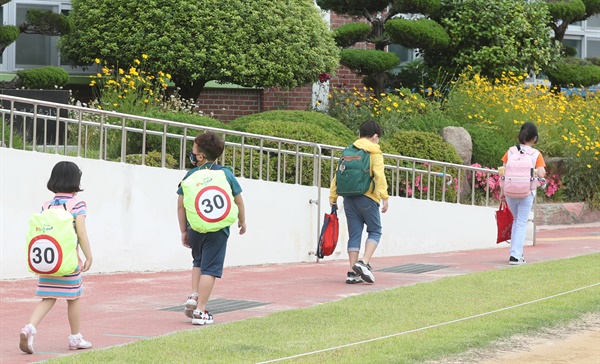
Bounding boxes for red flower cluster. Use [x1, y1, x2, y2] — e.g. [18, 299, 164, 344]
[318, 73, 331, 83]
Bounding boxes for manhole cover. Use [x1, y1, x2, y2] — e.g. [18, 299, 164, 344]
[158, 298, 269, 315]
[376, 263, 450, 274]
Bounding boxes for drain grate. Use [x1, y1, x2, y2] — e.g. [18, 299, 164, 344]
[376, 263, 450, 274]
[158, 298, 270, 315]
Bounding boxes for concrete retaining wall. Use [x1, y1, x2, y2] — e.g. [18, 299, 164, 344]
[1, 148, 522, 280]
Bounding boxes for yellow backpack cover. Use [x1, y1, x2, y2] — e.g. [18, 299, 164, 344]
[26, 203, 78, 276]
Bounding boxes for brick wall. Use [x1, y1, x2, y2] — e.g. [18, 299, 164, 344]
[195, 12, 368, 122]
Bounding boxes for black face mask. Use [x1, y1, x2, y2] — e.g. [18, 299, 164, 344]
[188, 151, 197, 164]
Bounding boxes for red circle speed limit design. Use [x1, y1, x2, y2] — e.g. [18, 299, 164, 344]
[28, 234, 63, 275]
[195, 186, 232, 223]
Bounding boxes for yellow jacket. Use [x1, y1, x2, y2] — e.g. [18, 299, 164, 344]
[330, 138, 389, 204]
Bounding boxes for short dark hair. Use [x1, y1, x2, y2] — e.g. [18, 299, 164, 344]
[47, 161, 83, 193]
[518, 122, 539, 144]
[194, 132, 224, 161]
[359, 120, 383, 138]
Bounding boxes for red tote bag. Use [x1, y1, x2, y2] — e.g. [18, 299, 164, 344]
[495, 200, 513, 244]
[317, 205, 339, 258]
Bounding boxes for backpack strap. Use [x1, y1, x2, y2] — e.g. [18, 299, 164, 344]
[43, 198, 79, 214]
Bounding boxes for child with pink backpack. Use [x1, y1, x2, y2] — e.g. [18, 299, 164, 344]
[500, 122, 546, 265]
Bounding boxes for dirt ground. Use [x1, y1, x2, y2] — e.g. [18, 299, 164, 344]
[433, 312, 600, 364]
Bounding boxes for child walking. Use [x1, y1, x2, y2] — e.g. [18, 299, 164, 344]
[329, 120, 389, 284]
[20, 161, 94, 354]
[501, 122, 546, 265]
[177, 132, 246, 325]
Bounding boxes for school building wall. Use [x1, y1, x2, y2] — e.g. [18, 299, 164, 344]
[0, 148, 526, 280]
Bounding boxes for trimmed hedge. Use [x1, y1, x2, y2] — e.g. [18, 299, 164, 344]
[16, 67, 70, 89]
[464, 124, 512, 169]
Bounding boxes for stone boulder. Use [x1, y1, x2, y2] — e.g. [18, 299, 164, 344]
[441, 126, 472, 165]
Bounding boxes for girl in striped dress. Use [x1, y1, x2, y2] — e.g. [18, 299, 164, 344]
[20, 161, 94, 354]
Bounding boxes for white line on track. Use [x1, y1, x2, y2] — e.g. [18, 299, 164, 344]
[256, 283, 600, 363]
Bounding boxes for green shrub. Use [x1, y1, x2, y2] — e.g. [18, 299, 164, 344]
[16, 67, 70, 89]
[545, 58, 600, 88]
[333, 23, 371, 48]
[227, 110, 355, 186]
[229, 110, 355, 146]
[463, 124, 512, 168]
[562, 154, 600, 208]
[0, 26, 19, 46]
[125, 150, 178, 169]
[387, 130, 462, 201]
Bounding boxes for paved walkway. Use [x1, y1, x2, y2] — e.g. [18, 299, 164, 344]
[1, 224, 598, 363]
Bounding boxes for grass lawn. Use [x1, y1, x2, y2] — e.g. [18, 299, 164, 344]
[47, 253, 600, 363]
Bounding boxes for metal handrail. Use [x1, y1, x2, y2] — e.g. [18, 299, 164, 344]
[0, 94, 501, 208]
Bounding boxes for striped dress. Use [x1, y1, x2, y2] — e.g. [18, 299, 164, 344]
[35, 194, 86, 300]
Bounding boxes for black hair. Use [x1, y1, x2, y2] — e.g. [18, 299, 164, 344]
[194, 132, 224, 161]
[518, 122, 539, 144]
[47, 161, 83, 193]
[359, 120, 383, 138]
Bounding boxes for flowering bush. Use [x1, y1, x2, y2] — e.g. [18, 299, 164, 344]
[470, 164, 502, 200]
[542, 173, 564, 199]
[89, 55, 172, 114]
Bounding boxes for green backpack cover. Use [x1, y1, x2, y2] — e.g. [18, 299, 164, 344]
[336, 145, 373, 196]
[26, 203, 78, 276]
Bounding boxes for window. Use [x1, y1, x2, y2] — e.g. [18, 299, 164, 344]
[563, 38, 582, 57]
[587, 39, 600, 58]
[587, 14, 600, 29]
[15, 3, 59, 68]
[388, 44, 416, 74]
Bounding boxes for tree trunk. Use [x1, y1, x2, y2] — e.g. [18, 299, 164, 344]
[173, 78, 207, 105]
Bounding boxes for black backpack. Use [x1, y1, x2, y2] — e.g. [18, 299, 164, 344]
[335, 145, 373, 196]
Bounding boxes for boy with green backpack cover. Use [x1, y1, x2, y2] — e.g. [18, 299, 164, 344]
[329, 120, 389, 284]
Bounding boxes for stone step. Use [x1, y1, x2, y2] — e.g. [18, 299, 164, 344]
[535, 202, 600, 226]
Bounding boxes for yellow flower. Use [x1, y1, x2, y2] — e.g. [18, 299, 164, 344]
[134, 59, 141, 65]
[166, 73, 171, 79]
[587, 164, 591, 168]
[113, 103, 118, 107]
[142, 54, 148, 59]
[97, 105, 102, 109]
[144, 99, 149, 103]
[96, 73, 102, 78]
[95, 58, 101, 64]
[119, 68, 124, 75]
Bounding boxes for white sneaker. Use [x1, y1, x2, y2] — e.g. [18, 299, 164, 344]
[509, 256, 526, 265]
[353, 260, 375, 283]
[184, 293, 198, 318]
[192, 310, 214, 325]
[19, 324, 36, 354]
[69, 333, 92, 350]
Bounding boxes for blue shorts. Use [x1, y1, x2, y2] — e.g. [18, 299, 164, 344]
[188, 228, 228, 278]
[343, 195, 382, 252]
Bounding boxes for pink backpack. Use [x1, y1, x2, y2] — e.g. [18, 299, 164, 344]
[502, 146, 541, 198]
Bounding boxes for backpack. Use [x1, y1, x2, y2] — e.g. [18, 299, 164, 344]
[180, 166, 238, 233]
[335, 145, 373, 196]
[317, 205, 339, 259]
[26, 200, 79, 276]
[501, 146, 541, 198]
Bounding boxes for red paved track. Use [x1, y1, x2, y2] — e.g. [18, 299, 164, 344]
[1, 224, 598, 363]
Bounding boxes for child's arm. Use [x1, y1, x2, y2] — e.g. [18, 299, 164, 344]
[75, 215, 93, 272]
[234, 193, 246, 235]
[177, 195, 190, 248]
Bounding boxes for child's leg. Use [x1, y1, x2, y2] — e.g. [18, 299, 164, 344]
[362, 241, 378, 264]
[67, 298, 81, 335]
[191, 266, 201, 293]
[30, 298, 57, 327]
[19, 298, 55, 354]
[196, 275, 216, 312]
[348, 251, 359, 269]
